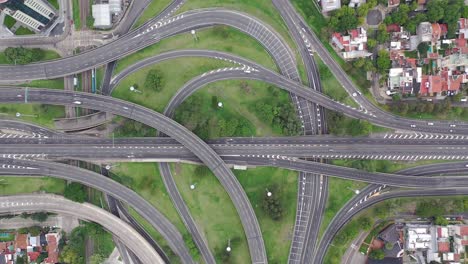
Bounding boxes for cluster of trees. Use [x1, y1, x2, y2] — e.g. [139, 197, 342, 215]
[329, 0, 378, 33]
[144, 69, 165, 92]
[18, 226, 43, 236]
[416, 197, 468, 217]
[20, 212, 49, 222]
[253, 99, 302, 136]
[175, 94, 254, 139]
[261, 185, 283, 221]
[390, 98, 468, 117]
[327, 111, 373, 136]
[64, 182, 87, 203]
[60, 223, 111, 264]
[114, 119, 156, 137]
[3, 47, 45, 64]
[383, 0, 467, 36]
[183, 233, 201, 259]
[376, 49, 391, 74]
[369, 248, 385, 260]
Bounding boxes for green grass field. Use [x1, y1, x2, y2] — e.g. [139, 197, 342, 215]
[318, 178, 368, 239]
[19, 79, 65, 90]
[235, 167, 298, 263]
[113, 57, 232, 112]
[133, 0, 172, 28]
[72, 0, 81, 29]
[315, 56, 358, 107]
[111, 163, 186, 233]
[170, 163, 250, 263]
[0, 176, 65, 195]
[15, 26, 35, 35]
[48, 0, 59, 9]
[115, 26, 276, 74]
[3, 15, 15, 29]
[0, 104, 64, 128]
[0, 49, 60, 65]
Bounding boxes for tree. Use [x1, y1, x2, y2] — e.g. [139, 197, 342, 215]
[367, 38, 377, 50]
[144, 69, 164, 92]
[64, 182, 87, 203]
[90, 254, 105, 264]
[426, 0, 445, 22]
[417, 42, 429, 57]
[376, 50, 391, 74]
[435, 216, 449, 226]
[369, 248, 385, 260]
[377, 24, 389, 43]
[4, 47, 43, 64]
[31, 212, 48, 222]
[29, 226, 42, 236]
[329, 6, 359, 33]
[261, 185, 283, 220]
[18, 227, 29, 234]
[353, 58, 366, 68]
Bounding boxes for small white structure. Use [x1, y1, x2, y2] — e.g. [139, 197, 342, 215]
[109, 0, 122, 14]
[406, 225, 432, 250]
[321, 0, 341, 13]
[92, 4, 111, 29]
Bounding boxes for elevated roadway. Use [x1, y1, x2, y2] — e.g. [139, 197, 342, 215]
[0, 87, 267, 264]
[0, 157, 193, 263]
[0, 194, 163, 264]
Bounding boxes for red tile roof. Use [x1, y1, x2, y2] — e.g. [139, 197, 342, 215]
[460, 226, 468, 236]
[14, 234, 27, 250]
[420, 75, 429, 95]
[456, 38, 466, 48]
[418, 0, 426, 4]
[28, 252, 40, 262]
[350, 29, 359, 39]
[429, 75, 442, 93]
[44, 234, 58, 264]
[387, 24, 400, 33]
[438, 242, 450, 252]
[388, 0, 400, 5]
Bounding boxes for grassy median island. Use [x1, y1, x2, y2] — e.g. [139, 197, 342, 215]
[132, 0, 172, 28]
[0, 104, 64, 128]
[234, 167, 298, 263]
[112, 57, 233, 112]
[115, 26, 276, 74]
[171, 163, 250, 263]
[170, 164, 298, 263]
[110, 163, 202, 261]
[0, 176, 65, 195]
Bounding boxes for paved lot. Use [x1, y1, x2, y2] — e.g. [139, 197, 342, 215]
[367, 10, 383, 26]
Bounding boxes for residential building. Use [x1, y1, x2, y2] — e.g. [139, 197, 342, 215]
[14, 234, 27, 252]
[321, 0, 341, 13]
[388, 67, 421, 94]
[44, 233, 60, 264]
[331, 27, 372, 60]
[0, 0, 56, 32]
[405, 225, 433, 250]
[92, 4, 112, 29]
[417, 22, 433, 43]
[389, 26, 411, 50]
[458, 18, 468, 39]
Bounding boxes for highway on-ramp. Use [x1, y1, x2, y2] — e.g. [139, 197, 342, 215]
[0, 194, 163, 264]
[0, 87, 267, 264]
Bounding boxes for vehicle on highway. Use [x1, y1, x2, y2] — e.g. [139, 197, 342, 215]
[73, 101, 82, 105]
[410, 124, 416, 128]
[352, 92, 357, 97]
[428, 122, 434, 126]
[450, 124, 456, 127]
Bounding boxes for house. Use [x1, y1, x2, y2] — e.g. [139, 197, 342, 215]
[44, 233, 60, 264]
[405, 225, 433, 250]
[331, 27, 372, 60]
[389, 27, 411, 50]
[14, 234, 27, 252]
[458, 18, 468, 39]
[431, 23, 448, 42]
[417, 22, 433, 43]
[388, 68, 421, 94]
[321, 0, 341, 13]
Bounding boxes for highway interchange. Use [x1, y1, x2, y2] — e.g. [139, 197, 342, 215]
[1, 1, 468, 263]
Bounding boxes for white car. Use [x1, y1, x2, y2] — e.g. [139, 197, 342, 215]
[450, 124, 456, 127]
[352, 92, 357, 97]
[73, 101, 82, 105]
[410, 124, 416, 128]
[427, 122, 434, 126]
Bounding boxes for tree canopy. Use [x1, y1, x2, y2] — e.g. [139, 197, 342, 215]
[64, 182, 87, 203]
[329, 6, 359, 33]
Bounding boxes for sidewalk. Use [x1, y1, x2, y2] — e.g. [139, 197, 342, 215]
[342, 231, 369, 264]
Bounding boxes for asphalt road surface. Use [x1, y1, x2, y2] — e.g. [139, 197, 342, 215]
[0, 194, 163, 264]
